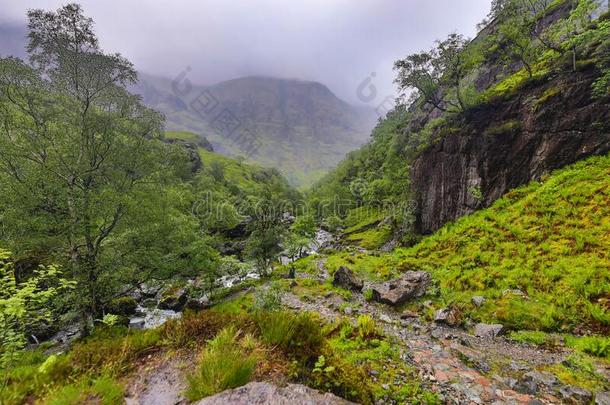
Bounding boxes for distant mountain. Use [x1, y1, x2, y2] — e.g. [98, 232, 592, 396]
[132, 74, 377, 187]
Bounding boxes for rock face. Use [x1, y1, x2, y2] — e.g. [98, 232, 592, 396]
[412, 68, 610, 233]
[371, 271, 431, 306]
[195, 382, 354, 405]
[332, 266, 363, 292]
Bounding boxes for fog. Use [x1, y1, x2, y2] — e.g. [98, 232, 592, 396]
[0, 0, 490, 104]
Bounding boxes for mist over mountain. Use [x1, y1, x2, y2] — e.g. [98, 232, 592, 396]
[132, 73, 378, 186]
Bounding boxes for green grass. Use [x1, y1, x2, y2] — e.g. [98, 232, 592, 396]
[185, 326, 257, 401]
[331, 154, 610, 333]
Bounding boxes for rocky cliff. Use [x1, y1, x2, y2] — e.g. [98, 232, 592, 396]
[412, 66, 610, 233]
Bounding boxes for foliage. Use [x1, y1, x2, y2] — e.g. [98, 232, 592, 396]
[0, 250, 74, 371]
[185, 326, 257, 401]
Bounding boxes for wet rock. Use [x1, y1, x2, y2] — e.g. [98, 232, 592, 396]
[558, 385, 592, 404]
[515, 371, 558, 394]
[139, 282, 162, 299]
[332, 266, 363, 292]
[434, 306, 461, 327]
[471, 296, 486, 307]
[185, 295, 211, 310]
[129, 318, 145, 329]
[596, 392, 610, 405]
[158, 288, 188, 311]
[195, 381, 354, 404]
[474, 323, 504, 339]
[371, 271, 431, 306]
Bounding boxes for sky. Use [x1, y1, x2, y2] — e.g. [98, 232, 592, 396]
[0, 0, 491, 105]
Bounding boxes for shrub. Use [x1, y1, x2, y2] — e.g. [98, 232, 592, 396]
[566, 335, 610, 359]
[185, 326, 256, 401]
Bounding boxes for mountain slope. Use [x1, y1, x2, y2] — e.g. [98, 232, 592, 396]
[134, 74, 377, 187]
[321, 153, 610, 332]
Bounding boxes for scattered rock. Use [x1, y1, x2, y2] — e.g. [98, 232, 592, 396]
[474, 323, 504, 339]
[371, 271, 431, 306]
[558, 385, 592, 404]
[515, 371, 558, 394]
[379, 314, 393, 323]
[158, 288, 188, 311]
[195, 382, 355, 404]
[343, 306, 353, 315]
[434, 306, 461, 327]
[332, 266, 364, 292]
[596, 392, 610, 405]
[400, 310, 419, 319]
[471, 296, 486, 307]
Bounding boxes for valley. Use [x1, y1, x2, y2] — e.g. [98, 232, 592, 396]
[1, 1, 610, 404]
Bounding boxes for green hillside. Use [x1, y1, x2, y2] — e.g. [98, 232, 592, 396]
[321, 153, 610, 333]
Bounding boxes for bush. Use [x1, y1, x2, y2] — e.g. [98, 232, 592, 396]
[185, 327, 256, 401]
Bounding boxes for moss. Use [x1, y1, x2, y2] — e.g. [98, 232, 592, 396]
[532, 87, 561, 111]
[106, 296, 138, 316]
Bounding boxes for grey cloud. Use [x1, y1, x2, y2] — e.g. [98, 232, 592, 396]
[0, 0, 490, 104]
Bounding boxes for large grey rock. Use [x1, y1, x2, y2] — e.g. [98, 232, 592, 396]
[185, 295, 211, 310]
[559, 385, 592, 404]
[371, 271, 431, 306]
[434, 306, 461, 327]
[596, 392, 610, 405]
[195, 382, 354, 404]
[332, 266, 363, 292]
[474, 323, 504, 339]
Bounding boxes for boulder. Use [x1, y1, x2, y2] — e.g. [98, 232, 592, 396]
[106, 296, 138, 316]
[434, 306, 461, 327]
[332, 266, 363, 292]
[596, 392, 610, 405]
[515, 371, 558, 394]
[559, 385, 592, 404]
[471, 296, 486, 307]
[158, 288, 188, 311]
[185, 295, 211, 310]
[371, 271, 431, 306]
[195, 382, 354, 404]
[474, 323, 504, 339]
[128, 317, 145, 330]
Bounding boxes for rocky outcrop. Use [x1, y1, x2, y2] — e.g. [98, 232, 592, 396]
[412, 67, 610, 233]
[158, 287, 188, 311]
[371, 271, 431, 306]
[434, 306, 461, 327]
[195, 382, 354, 404]
[332, 266, 363, 292]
